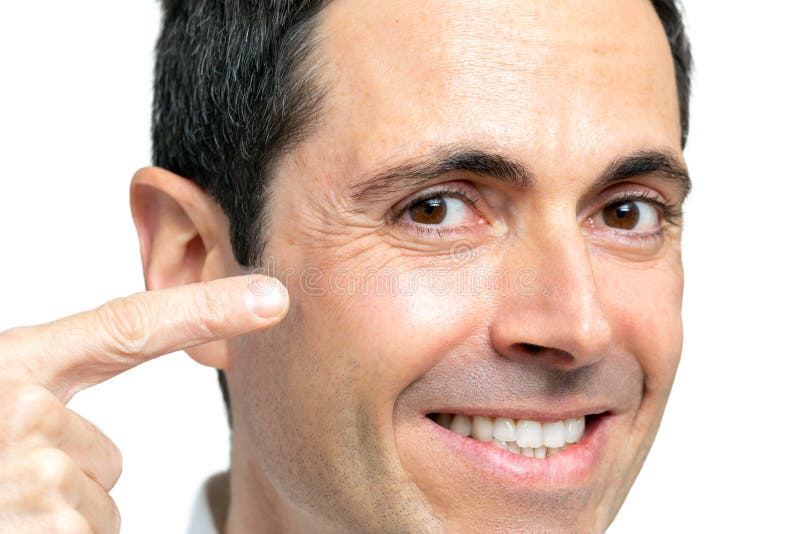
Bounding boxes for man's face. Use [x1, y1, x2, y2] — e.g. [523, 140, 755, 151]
[228, 0, 686, 531]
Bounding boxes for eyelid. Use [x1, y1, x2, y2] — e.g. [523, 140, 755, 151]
[583, 183, 682, 226]
[388, 180, 483, 225]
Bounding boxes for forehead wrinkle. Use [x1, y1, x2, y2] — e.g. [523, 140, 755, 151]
[430, 0, 670, 95]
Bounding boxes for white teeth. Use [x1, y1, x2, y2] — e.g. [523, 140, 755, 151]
[450, 414, 472, 437]
[433, 413, 587, 459]
[515, 420, 543, 449]
[564, 417, 583, 444]
[542, 421, 566, 448]
[493, 417, 516, 442]
[491, 438, 510, 450]
[472, 416, 494, 442]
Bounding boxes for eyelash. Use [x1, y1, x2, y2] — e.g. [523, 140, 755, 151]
[389, 184, 482, 238]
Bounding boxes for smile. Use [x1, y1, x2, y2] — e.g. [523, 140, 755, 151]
[419, 409, 612, 487]
[428, 413, 586, 458]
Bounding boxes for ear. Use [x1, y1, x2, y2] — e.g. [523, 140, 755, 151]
[129, 166, 241, 370]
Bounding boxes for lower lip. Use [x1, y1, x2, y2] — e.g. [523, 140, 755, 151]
[424, 413, 613, 487]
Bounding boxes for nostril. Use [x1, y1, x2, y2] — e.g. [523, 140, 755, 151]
[521, 343, 545, 354]
[516, 344, 576, 366]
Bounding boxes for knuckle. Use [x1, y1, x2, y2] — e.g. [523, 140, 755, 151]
[192, 281, 228, 339]
[27, 447, 77, 491]
[96, 296, 150, 356]
[6, 384, 62, 441]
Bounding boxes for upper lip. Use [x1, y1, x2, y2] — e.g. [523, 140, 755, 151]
[426, 406, 611, 422]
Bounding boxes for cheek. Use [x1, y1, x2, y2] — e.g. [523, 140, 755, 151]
[300, 264, 494, 407]
[230, 255, 496, 526]
[598, 258, 684, 394]
[240, 247, 498, 439]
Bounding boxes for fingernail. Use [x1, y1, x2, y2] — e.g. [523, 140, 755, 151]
[246, 276, 289, 318]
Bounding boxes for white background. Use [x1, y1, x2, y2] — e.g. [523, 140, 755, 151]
[1, 2, 797, 532]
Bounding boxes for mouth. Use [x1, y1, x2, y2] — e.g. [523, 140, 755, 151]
[426, 412, 588, 458]
[422, 410, 613, 486]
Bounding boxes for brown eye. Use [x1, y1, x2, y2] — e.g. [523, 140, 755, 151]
[602, 201, 640, 230]
[409, 196, 447, 224]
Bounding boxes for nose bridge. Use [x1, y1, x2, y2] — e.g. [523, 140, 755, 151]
[546, 230, 612, 354]
[492, 218, 613, 368]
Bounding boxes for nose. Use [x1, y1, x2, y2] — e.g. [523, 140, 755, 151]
[489, 223, 613, 371]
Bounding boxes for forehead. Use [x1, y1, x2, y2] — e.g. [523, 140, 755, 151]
[312, 0, 680, 174]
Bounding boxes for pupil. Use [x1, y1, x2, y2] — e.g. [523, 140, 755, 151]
[603, 201, 639, 230]
[410, 197, 446, 224]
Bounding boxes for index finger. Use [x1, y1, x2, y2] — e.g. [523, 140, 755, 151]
[0, 274, 288, 402]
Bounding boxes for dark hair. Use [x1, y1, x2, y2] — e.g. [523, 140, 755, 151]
[153, 0, 332, 269]
[651, 0, 693, 148]
[151, 0, 692, 429]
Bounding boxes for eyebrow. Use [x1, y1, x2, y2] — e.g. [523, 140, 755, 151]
[349, 144, 533, 205]
[594, 149, 692, 200]
[348, 143, 691, 206]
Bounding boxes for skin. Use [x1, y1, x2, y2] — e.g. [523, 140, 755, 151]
[217, 0, 685, 531]
[0, 275, 290, 533]
[0, 0, 687, 532]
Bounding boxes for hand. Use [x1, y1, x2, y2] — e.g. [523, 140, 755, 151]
[0, 275, 289, 533]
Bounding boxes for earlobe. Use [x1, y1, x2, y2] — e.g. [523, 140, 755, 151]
[129, 166, 239, 370]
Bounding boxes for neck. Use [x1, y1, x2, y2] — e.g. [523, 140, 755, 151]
[205, 471, 230, 532]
